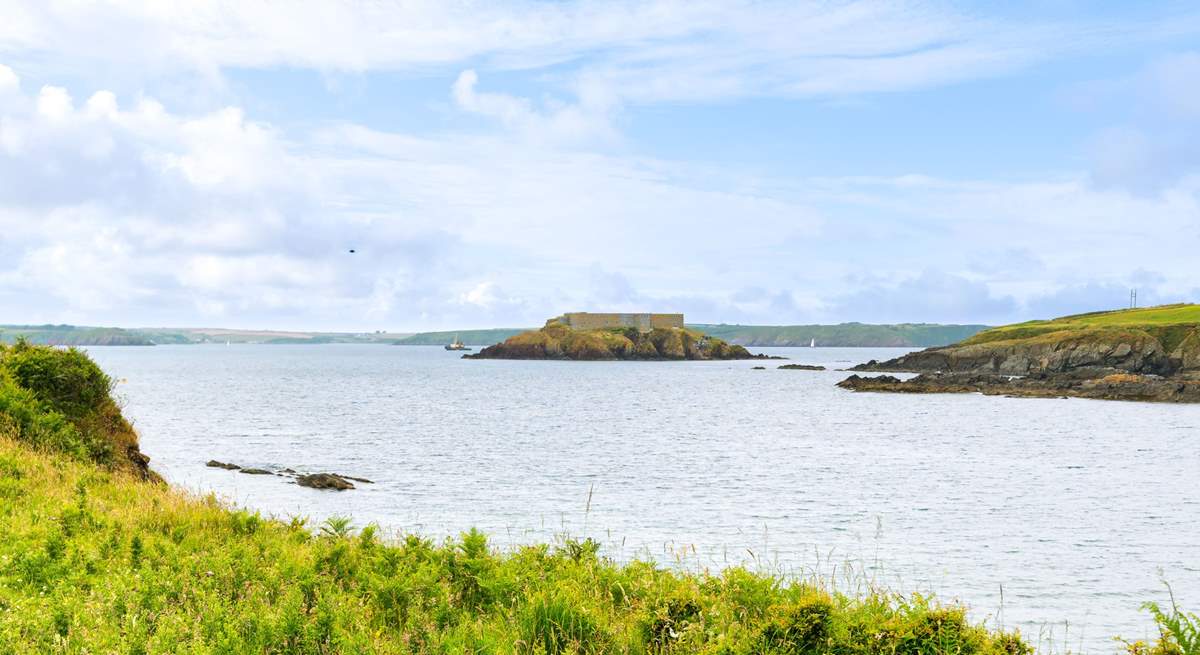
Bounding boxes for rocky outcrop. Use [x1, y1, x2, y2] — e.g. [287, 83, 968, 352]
[838, 372, 1200, 403]
[466, 322, 776, 361]
[778, 364, 825, 371]
[205, 461, 372, 490]
[851, 328, 1179, 376]
[839, 311, 1200, 403]
[206, 460, 240, 470]
[296, 473, 355, 490]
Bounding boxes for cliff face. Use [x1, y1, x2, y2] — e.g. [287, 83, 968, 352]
[841, 305, 1200, 402]
[853, 328, 1184, 376]
[466, 322, 761, 361]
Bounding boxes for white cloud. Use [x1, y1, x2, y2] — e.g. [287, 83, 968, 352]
[1, 69, 1198, 329]
[452, 70, 617, 144]
[0, 64, 18, 94]
[2, 1, 1193, 107]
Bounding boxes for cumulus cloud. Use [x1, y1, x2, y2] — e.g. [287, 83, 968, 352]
[2, 54, 1199, 329]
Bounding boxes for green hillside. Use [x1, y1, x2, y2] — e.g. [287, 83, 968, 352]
[394, 328, 529, 346]
[0, 325, 155, 346]
[963, 303, 1200, 346]
[692, 323, 989, 347]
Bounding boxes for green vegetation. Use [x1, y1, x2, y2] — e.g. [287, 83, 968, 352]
[1, 343, 1194, 653]
[0, 340, 156, 480]
[692, 323, 989, 348]
[962, 304, 1200, 346]
[395, 328, 530, 346]
[0, 435, 1040, 653]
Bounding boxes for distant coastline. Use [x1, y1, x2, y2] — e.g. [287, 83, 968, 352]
[2, 322, 988, 348]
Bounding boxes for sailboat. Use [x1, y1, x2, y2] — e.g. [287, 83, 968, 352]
[444, 335, 471, 351]
[809, 338, 816, 348]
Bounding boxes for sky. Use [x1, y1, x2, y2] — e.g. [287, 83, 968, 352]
[1, 1, 1198, 331]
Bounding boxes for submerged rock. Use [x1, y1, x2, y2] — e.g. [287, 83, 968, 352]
[238, 467, 273, 475]
[752, 366, 766, 370]
[779, 364, 825, 370]
[206, 460, 241, 470]
[297, 473, 355, 490]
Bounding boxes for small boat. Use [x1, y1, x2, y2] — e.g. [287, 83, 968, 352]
[444, 335, 471, 351]
[809, 338, 816, 348]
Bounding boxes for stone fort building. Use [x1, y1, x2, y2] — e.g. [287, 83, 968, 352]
[558, 312, 684, 332]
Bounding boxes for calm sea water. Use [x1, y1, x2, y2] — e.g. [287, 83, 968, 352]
[85, 344, 1199, 652]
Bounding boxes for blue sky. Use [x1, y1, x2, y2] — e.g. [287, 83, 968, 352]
[1, 1, 1198, 330]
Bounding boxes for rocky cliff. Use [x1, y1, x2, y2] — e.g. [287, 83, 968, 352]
[851, 328, 1192, 376]
[840, 305, 1200, 403]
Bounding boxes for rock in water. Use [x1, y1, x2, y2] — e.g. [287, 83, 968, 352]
[238, 468, 273, 475]
[779, 364, 825, 370]
[206, 460, 240, 470]
[297, 473, 355, 490]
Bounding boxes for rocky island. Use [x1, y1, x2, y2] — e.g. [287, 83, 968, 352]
[840, 304, 1200, 402]
[466, 312, 771, 361]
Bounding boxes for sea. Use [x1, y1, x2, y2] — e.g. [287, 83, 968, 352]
[84, 344, 1200, 653]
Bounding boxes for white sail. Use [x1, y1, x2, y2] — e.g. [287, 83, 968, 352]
[810, 338, 815, 348]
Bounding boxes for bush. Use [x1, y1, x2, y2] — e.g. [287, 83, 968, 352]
[0, 341, 151, 476]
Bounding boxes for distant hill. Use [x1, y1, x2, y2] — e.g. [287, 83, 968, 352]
[2, 321, 990, 348]
[135, 328, 408, 345]
[690, 323, 989, 347]
[0, 325, 155, 346]
[393, 329, 530, 346]
[0, 325, 411, 346]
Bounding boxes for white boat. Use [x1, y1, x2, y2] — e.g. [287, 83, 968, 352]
[444, 335, 471, 351]
[809, 338, 816, 348]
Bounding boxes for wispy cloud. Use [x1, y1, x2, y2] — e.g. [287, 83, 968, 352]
[4, 1, 1195, 105]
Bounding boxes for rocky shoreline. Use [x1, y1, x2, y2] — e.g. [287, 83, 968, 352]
[838, 371, 1200, 403]
[838, 311, 1200, 403]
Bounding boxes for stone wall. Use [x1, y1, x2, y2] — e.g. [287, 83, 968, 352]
[560, 312, 684, 332]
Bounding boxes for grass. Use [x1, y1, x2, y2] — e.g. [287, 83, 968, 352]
[961, 304, 1200, 347]
[0, 435, 1040, 654]
[0, 342, 1193, 653]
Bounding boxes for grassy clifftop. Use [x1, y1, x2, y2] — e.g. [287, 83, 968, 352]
[0, 341, 158, 481]
[962, 304, 1200, 348]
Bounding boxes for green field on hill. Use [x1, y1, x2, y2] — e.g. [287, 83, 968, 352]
[963, 304, 1200, 346]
